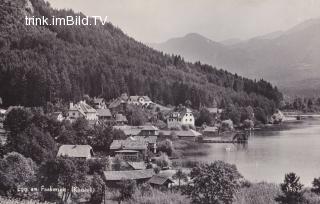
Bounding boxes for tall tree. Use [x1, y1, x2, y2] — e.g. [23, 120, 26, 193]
[184, 161, 242, 204]
[275, 173, 305, 204]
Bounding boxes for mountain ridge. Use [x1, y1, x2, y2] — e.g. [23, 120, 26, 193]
[151, 19, 320, 96]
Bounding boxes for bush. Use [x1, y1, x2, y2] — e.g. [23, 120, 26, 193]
[157, 139, 174, 156]
[155, 153, 171, 169]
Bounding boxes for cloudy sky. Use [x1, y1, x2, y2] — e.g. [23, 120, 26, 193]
[47, 0, 320, 43]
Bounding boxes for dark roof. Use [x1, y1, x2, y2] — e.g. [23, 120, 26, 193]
[97, 108, 112, 117]
[127, 162, 146, 170]
[103, 169, 154, 181]
[148, 175, 174, 185]
[130, 136, 157, 144]
[110, 140, 147, 151]
[57, 145, 93, 158]
[113, 125, 158, 136]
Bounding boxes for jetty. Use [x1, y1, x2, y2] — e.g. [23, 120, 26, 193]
[199, 132, 249, 144]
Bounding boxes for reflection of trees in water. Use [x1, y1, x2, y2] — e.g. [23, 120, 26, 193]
[234, 143, 248, 151]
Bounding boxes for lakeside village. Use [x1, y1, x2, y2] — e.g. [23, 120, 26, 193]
[0, 93, 286, 203]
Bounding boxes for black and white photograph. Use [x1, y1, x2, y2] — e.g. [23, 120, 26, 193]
[1, 0, 320, 203]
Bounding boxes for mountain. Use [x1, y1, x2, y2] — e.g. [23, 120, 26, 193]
[0, 0, 282, 121]
[151, 19, 320, 96]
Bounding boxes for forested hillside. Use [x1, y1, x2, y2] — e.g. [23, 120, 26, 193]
[0, 0, 282, 117]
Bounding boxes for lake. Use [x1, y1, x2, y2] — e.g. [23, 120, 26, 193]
[188, 119, 320, 186]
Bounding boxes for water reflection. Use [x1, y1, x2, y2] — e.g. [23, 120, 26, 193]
[188, 119, 320, 186]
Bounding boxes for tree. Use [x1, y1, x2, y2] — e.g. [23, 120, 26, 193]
[38, 157, 88, 202]
[275, 172, 305, 204]
[90, 173, 105, 204]
[173, 169, 188, 188]
[6, 124, 57, 164]
[0, 152, 37, 196]
[155, 152, 171, 169]
[311, 177, 320, 195]
[88, 157, 110, 174]
[157, 139, 174, 156]
[184, 161, 242, 204]
[118, 180, 136, 203]
[4, 108, 33, 135]
[126, 105, 147, 126]
[195, 109, 213, 126]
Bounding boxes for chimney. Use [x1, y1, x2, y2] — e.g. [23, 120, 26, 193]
[70, 102, 73, 109]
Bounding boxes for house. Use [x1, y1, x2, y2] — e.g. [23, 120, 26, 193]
[115, 113, 128, 125]
[67, 101, 98, 122]
[148, 175, 174, 189]
[159, 129, 202, 140]
[203, 126, 219, 137]
[114, 150, 141, 161]
[51, 112, 64, 122]
[139, 126, 159, 136]
[130, 136, 157, 153]
[93, 97, 106, 109]
[167, 108, 195, 129]
[113, 125, 159, 136]
[113, 125, 142, 136]
[103, 169, 155, 187]
[97, 108, 112, 121]
[110, 140, 147, 160]
[128, 96, 153, 107]
[57, 145, 94, 159]
[127, 161, 146, 170]
[108, 93, 128, 113]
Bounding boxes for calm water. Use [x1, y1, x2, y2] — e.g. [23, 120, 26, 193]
[189, 119, 320, 186]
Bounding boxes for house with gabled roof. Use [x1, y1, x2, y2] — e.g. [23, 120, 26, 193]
[113, 125, 159, 136]
[167, 108, 195, 129]
[108, 93, 128, 113]
[115, 113, 128, 125]
[57, 145, 94, 159]
[67, 101, 98, 122]
[128, 96, 153, 107]
[93, 97, 106, 109]
[97, 108, 112, 121]
[159, 129, 202, 140]
[148, 175, 174, 189]
[103, 169, 155, 187]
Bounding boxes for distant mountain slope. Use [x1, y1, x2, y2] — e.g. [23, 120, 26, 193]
[0, 0, 281, 119]
[151, 19, 320, 96]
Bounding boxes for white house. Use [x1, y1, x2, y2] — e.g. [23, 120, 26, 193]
[57, 145, 94, 159]
[67, 101, 98, 122]
[128, 96, 153, 107]
[167, 108, 195, 129]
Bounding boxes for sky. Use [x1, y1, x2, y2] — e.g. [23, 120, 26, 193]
[47, 0, 320, 43]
